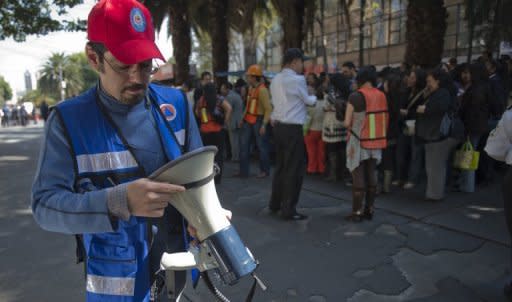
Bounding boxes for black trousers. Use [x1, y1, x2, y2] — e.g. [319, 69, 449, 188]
[269, 123, 306, 216]
[201, 131, 224, 184]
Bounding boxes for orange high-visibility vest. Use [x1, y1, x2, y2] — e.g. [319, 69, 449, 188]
[244, 83, 265, 124]
[195, 96, 222, 132]
[352, 87, 389, 149]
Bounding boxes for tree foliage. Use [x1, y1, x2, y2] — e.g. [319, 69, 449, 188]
[20, 89, 56, 106]
[38, 52, 97, 101]
[0, 0, 86, 42]
[0, 76, 13, 104]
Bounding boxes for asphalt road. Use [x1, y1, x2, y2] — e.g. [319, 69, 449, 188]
[1, 124, 510, 301]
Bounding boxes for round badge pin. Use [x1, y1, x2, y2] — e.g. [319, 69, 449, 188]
[160, 104, 177, 121]
[130, 7, 146, 33]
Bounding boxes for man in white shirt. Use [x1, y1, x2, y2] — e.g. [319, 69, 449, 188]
[269, 48, 317, 220]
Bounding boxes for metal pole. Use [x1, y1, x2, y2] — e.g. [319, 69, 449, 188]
[320, 0, 328, 73]
[359, 0, 366, 67]
[467, 0, 474, 63]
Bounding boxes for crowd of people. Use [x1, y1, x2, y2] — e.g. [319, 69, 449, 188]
[175, 53, 511, 220]
[1, 103, 31, 127]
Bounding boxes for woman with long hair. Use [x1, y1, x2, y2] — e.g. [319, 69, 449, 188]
[195, 82, 232, 184]
[396, 68, 428, 189]
[381, 71, 405, 192]
[456, 63, 490, 192]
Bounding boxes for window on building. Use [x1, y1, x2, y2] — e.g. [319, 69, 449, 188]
[389, 15, 401, 45]
[338, 30, 348, 53]
[327, 33, 338, 57]
[325, 0, 338, 17]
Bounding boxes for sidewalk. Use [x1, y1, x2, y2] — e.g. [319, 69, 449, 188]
[184, 161, 511, 301]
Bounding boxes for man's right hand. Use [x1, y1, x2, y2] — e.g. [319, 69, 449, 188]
[126, 178, 185, 217]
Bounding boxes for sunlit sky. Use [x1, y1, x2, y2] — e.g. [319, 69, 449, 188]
[0, 0, 173, 99]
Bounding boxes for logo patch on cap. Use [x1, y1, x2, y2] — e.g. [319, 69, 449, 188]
[160, 104, 177, 121]
[130, 7, 146, 33]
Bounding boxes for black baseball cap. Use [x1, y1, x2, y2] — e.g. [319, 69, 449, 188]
[283, 48, 311, 65]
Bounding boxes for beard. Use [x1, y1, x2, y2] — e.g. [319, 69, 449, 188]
[120, 83, 147, 105]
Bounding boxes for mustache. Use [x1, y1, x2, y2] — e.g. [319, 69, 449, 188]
[123, 83, 147, 91]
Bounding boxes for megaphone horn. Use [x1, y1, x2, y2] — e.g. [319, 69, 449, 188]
[150, 146, 258, 285]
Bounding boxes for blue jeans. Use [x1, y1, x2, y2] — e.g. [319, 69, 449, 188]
[239, 118, 270, 177]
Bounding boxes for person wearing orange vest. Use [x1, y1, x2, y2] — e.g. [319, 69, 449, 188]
[237, 64, 273, 178]
[344, 66, 389, 222]
[195, 83, 232, 184]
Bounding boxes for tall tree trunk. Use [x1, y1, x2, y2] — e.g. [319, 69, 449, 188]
[466, 0, 474, 63]
[244, 30, 258, 68]
[169, 1, 191, 85]
[404, 0, 447, 68]
[272, 0, 306, 53]
[486, 0, 503, 56]
[320, 0, 328, 71]
[209, 0, 229, 83]
[359, 0, 366, 67]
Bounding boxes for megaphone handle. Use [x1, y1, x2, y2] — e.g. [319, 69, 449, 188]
[165, 270, 186, 301]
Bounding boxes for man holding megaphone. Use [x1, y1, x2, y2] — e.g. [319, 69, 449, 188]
[31, 0, 212, 301]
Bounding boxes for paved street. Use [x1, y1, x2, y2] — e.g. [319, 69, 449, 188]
[0, 125, 511, 301]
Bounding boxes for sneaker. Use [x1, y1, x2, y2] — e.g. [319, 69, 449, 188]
[403, 182, 415, 189]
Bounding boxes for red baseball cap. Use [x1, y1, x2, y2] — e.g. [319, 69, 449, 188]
[87, 0, 165, 65]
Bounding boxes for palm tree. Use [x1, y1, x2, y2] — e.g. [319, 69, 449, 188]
[68, 53, 98, 91]
[146, 0, 192, 85]
[192, 0, 271, 81]
[208, 0, 229, 82]
[404, 0, 447, 68]
[38, 53, 83, 101]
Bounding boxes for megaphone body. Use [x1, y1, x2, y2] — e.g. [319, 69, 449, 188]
[150, 146, 257, 285]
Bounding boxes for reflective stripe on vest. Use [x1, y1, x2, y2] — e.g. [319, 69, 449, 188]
[86, 275, 135, 296]
[197, 97, 212, 124]
[77, 151, 138, 174]
[357, 87, 389, 149]
[56, 84, 188, 302]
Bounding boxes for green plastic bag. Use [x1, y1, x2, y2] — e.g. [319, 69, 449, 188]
[453, 138, 480, 171]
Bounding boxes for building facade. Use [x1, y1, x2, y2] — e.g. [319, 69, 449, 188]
[265, 0, 484, 72]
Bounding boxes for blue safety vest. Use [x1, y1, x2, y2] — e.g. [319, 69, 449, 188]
[55, 84, 189, 302]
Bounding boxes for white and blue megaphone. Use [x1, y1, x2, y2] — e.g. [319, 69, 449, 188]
[150, 146, 260, 292]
